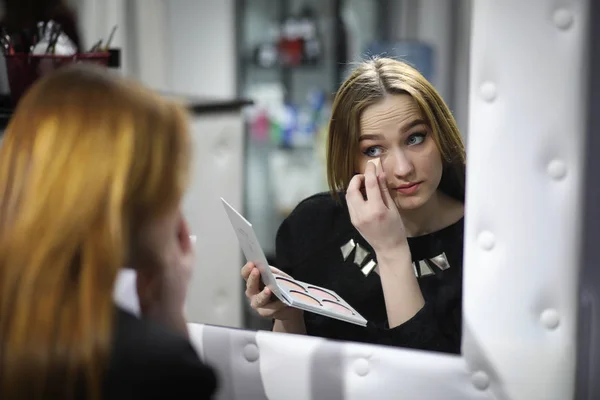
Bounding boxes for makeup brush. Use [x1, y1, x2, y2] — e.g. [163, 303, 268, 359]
[103, 25, 118, 51]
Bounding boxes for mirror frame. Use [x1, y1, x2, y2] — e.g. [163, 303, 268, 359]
[114, 0, 592, 399]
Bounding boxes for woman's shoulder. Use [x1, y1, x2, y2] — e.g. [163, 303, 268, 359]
[284, 191, 349, 228]
[105, 308, 217, 398]
[275, 192, 356, 269]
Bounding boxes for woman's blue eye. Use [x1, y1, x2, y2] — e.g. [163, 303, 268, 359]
[363, 146, 383, 157]
[407, 132, 426, 146]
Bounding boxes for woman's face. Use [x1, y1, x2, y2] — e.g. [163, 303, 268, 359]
[131, 205, 194, 316]
[356, 94, 443, 211]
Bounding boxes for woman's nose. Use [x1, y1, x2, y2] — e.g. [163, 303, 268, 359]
[384, 150, 414, 179]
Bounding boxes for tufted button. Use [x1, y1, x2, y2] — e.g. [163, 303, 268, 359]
[472, 371, 490, 390]
[552, 8, 574, 30]
[479, 82, 497, 102]
[478, 231, 495, 251]
[243, 343, 260, 362]
[540, 309, 560, 330]
[353, 358, 370, 376]
[547, 159, 567, 180]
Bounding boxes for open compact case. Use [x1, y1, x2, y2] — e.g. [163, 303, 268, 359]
[222, 198, 367, 327]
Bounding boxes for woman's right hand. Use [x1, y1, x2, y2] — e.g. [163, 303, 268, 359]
[241, 262, 303, 321]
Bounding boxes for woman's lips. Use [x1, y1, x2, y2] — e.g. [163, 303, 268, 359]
[395, 182, 421, 195]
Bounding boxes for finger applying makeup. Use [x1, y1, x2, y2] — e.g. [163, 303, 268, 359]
[370, 157, 392, 207]
[365, 158, 384, 203]
[370, 157, 383, 176]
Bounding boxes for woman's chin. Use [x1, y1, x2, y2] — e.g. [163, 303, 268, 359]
[392, 193, 428, 211]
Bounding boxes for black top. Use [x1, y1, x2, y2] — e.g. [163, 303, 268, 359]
[275, 192, 463, 354]
[102, 307, 218, 399]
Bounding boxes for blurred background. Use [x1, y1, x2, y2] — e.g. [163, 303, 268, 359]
[0, 0, 473, 331]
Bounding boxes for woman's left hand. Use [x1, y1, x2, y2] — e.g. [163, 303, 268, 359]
[346, 159, 408, 254]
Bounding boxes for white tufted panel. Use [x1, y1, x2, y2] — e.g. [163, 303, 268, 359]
[255, 332, 324, 400]
[463, 0, 588, 399]
[340, 343, 488, 400]
[182, 113, 245, 328]
[189, 324, 494, 400]
[113, 269, 140, 317]
[187, 323, 207, 361]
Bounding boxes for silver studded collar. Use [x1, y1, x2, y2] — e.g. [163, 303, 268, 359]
[340, 238, 451, 278]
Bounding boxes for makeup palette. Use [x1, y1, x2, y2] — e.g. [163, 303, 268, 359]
[221, 198, 367, 327]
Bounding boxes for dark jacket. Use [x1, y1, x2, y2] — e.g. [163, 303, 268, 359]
[103, 307, 218, 399]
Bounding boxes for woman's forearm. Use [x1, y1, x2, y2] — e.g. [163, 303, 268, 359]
[272, 315, 307, 334]
[376, 242, 425, 328]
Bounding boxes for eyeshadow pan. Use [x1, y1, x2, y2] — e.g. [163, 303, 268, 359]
[289, 290, 321, 306]
[322, 299, 354, 315]
[307, 286, 338, 302]
[275, 276, 307, 292]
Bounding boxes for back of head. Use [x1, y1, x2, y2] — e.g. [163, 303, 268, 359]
[327, 57, 466, 202]
[0, 65, 191, 399]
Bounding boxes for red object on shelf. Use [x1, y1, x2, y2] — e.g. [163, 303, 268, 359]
[4, 52, 110, 104]
[278, 38, 303, 67]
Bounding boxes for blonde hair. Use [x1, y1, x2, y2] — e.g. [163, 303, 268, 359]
[0, 65, 191, 399]
[327, 57, 466, 201]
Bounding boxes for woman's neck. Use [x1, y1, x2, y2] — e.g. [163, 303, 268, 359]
[400, 191, 464, 237]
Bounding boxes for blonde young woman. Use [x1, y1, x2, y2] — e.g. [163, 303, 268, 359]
[0, 65, 217, 399]
[242, 57, 466, 354]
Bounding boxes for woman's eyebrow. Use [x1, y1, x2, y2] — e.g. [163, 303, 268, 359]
[358, 133, 385, 142]
[401, 118, 427, 132]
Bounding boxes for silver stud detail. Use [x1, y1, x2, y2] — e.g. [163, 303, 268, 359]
[429, 253, 450, 270]
[353, 243, 369, 266]
[361, 260, 378, 277]
[419, 260, 435, 277]
[340, 239, 356, 260]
